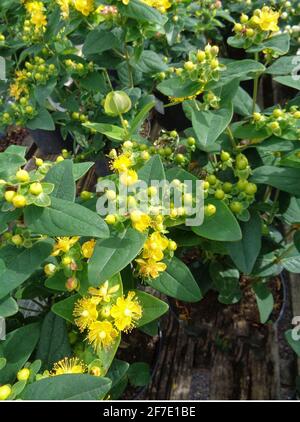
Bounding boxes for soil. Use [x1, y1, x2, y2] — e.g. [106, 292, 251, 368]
[117, 329, 161, 399]
[0, 127, 28, 152]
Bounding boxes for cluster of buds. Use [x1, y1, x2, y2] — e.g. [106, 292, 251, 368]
[233, 7, 281, 50]
[168, 45, 224, 102]
[64, 59, 94, 76]
[204, 152, 256, 217]
[0, 167, 54, 211]
[252, 106, 300, 138]
[44, 236, 97, 292]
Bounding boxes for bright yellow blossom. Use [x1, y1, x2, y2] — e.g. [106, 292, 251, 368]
[251, 7, 280, 32]
[72, 0, 94, 16]
[88, 281, 120, 303]
[25, 1, 47, 28]
[87, 320, 118, 350]
[51, 236, 80, 256]
[73, 297, 98, 332]
[51, 357, 86, 376]
[136, 258, 167, 279]
[111, 154, 132, 172]
[56, 0, 70, 19]
[142, 0, 171, 13]
[142, 231, 169, 261]
[110, 291, 142, 332]
[130, 210, 151, 233]
[81, 239, 96, 259]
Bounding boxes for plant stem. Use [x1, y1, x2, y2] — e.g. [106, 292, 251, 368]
[103, 69, 114, 91]
[252, 52, 260, 114]
[124, 43, 134, 88]
[226, 126, 236, 150]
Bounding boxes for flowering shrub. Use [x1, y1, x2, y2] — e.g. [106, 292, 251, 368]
[0, 0, 300, 401]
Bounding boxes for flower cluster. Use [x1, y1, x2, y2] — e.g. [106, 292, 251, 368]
[44, 236, 97, 291]
[1, 57, 57, 127]
[203, 153, 257, 217]
[136, 230, 177, 279]
[252, 106, 300, 138]
[73, 283, 142, 351]
[1, 167, 54, 211]
[56, 0, 95, 18]
[22, 1, 47, 42]
[232, 7, 281, 50]
[168, 45, 224, 103]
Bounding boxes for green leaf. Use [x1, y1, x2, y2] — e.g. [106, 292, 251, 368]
[134, 290, 169, 327]
[0, 323, 40, 384]
[83, 29, 119, 56]
[283, 197, 300, 225]
[24, 197, 109, 238]
[192, 103, 233, 152]
[266, 56, 299, 75]
[280, 245, 300, 273]
[5, 145, 27, 157]
[225, 211, 261, 274]
[36, 311, 72, 371]
[210, 60, 265, 88]
[107, 359, 129, 389]
[128, 362, 150, 387]
[51, 294, 79, 324]
[27, 108, 55, 131]
[96, 335, 121, 375]
[0, 296, 18, 317]
[0, 358, 6, 371]
[135, 50, 168, 74]
[21, 374, 112, 400]
[273, 75, 300, 91]
[119, 0, 165, 25]
[192, 198, 242, 242]
[210, 262, 241, 305]
[247, 33, 290, 55]
[138, 154, 165, 184]
[157, 77, 202, 98]
[84, 122, 125, 141]
[285, 329, 300, 357]
[251, 166, 300, 196]
[150, 256, 202, 302]
[233, 86, 260, 116]
[34, 80, 56, 107]
[252, 281, 274, 324]
[45, 160, 75, 202]
[0, 152, 26, 179]
[0, 240, 53, 299]
[129, 101, 155, 136]
[88, 228, 146, 286]
[73, 162, 94, 181]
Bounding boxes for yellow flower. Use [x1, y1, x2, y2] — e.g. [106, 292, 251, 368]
[81, 239, 96, 259]
[142, 231, 169, 261]
[51, 357, 86, 376]
[110, 291, 142, 332]
[136, 258, 167, 279]
[119, 170, 138, 186]
[88, 281, 120, 303]
[87, 321, 118, 350]
[9, 83, 26, 100]
[73, 297, 98, 332]
[56, 0, 70, 19]
[142, 0, 171, 13]
[25, 1, 47, 28]
[251, 7, 280, 32]
[72, 0, 95, 16]
[51, 236, 80, 256]
[130, 210, 151, 233]
[111, 154, 132, 172]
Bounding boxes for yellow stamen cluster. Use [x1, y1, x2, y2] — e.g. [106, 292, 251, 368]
[136, 231, 177, 279]
[141, 0, 171, 14]
[73, 283, 142, 351]
[52, 236, 80, 256]
[51, 357, 87, 376]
